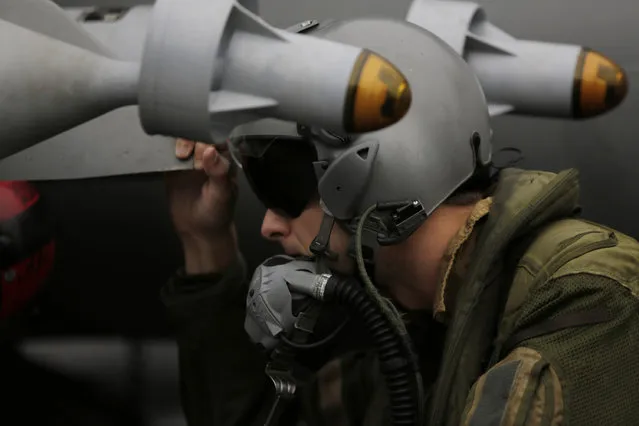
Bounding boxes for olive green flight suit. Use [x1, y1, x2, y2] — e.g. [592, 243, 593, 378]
[160, 168, 639, 426]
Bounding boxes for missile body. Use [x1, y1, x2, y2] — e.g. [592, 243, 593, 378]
[0, 18, 139, 160]
[0, 0, 410, 162]
[406, 0, 628, 119]
[466, 39, 582, 117]
[1, 0, 626, 168]
[466, 41, 628, 119]
[138, 0, 411, 145]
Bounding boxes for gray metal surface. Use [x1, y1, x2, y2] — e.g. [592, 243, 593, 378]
[466, 41, 582, 117]
[0, 2, 186, 180]
[407, 0, 604, 119]
[138, 0, 387, 144]
[0, 108, 190, 180]
[62, 6, 151, 61]
[1, 0, 632, 180]
[0, 0, 112, 55]
[406, 0, 479, 54]
[0, 0, 408, 180]
[0, 17, 139, 160]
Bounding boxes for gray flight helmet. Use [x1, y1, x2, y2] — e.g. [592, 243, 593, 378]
[231, 17, 492, 238]
[311, 18, 492, 220]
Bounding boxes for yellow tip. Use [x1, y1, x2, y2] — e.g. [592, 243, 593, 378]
[343, 50, 412, 133]
[572, 48, 628, 118]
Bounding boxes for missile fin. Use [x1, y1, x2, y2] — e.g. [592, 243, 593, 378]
[0, 0, 114, 57]
[488, 103, 515, 116]
[209, 91, 278, 113]
[237, 0, 259, 15]
[466, 32, 515, 56]
[230, 1, 285, 41]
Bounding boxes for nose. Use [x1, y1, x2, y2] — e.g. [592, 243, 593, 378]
[260, 209, 291, 242]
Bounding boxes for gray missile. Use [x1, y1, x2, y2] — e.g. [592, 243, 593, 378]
[138, 0, 412, 145]
[407, 0, 628, 119]
[0, 0, 411, 161]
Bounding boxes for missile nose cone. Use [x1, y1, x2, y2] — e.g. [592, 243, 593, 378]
[343, 49, 412, 133]
[572, 48, 629, 118]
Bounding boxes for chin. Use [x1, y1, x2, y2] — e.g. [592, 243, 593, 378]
[325, 255, 357, 277]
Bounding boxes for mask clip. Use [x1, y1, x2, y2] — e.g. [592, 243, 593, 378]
[310, 212, 338, 261]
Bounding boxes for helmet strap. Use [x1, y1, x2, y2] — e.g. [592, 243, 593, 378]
[310, 200, 426, 284]
[308, 202, 378, 280]
[309, 211, 339, 261]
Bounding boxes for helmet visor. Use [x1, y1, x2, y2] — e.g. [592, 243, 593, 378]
[229, 134, 319, 218]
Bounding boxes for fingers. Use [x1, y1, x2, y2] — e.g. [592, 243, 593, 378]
[192, 142, 209, 170]
[176, 139, 231, 175]
[175, 139, 195, 159]
[201, 145, 231, 179]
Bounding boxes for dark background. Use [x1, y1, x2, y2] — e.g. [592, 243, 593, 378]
[3, 0, 638, 425]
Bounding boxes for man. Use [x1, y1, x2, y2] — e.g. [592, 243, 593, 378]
[161, 18, 639, 426]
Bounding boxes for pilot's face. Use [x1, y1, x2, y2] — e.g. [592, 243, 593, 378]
[260, 201, 355, 275]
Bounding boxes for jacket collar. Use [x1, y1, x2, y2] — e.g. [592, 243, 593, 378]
[432, 197, 493, 323]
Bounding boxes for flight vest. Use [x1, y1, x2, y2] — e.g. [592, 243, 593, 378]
[427, 167, 639, 426]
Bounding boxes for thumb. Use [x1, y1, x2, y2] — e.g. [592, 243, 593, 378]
[202, 146, 231, 180]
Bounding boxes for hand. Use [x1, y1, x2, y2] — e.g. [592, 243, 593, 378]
[165, 139, 239, 273]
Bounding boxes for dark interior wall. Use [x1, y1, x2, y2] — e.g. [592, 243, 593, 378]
[31, 0, 639, 338]
[31, 172, 280, 337]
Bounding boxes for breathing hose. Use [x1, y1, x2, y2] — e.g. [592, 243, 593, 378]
[353, 204, 425, 426]
[313, 273, 421, 426]
[254, 202, 426, 425]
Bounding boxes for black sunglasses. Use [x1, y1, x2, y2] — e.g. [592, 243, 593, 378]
[229, 135, 319, 218]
